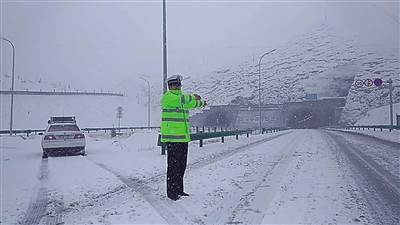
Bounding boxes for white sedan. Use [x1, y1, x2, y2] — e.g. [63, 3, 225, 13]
[41, 123, 86, 158]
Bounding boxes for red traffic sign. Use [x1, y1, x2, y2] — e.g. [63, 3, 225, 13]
[355, 79, 364, 88]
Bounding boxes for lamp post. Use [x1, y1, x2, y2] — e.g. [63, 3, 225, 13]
[140, 77, 151, 128]
[162, 0, 168, 94]
[258, 49, 276, 133]
[1, 37, 16, 136]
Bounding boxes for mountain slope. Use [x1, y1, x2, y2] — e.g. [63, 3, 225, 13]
[2, 3, 399, 128]
[163, 22, 400, 125]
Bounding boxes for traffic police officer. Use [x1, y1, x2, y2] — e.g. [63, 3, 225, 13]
[161, 74, 207, 201]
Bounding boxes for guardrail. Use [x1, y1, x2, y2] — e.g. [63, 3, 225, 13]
[0, 126, 161, 136]
[262, 127, 291, 134]
[82, 126, 160, 132]
[157, 129, 253, 155]
[0, 129, 46, 136]
[189, 126, 250, 133]
[325, 125, 400, 132]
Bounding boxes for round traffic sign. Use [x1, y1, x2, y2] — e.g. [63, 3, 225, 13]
[374, 78, 383, 86]
[355, 79, 364, 88]
[365, 78, 373, 87]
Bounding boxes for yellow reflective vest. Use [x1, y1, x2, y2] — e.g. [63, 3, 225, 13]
[161, 89, 206, 142]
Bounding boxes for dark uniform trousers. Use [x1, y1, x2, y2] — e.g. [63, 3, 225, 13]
[166, 142, 188, 198]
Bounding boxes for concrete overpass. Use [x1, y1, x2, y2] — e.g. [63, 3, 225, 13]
[0, 90, 123, 96]
[190, 97, 346, 129]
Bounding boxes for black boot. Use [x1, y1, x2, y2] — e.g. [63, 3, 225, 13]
[168, 194, 180, 201]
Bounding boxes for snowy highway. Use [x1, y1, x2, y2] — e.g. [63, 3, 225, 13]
[1, 129, 399, 225]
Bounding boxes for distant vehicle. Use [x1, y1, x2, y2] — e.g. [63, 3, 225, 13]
[41, 116, 86, 158]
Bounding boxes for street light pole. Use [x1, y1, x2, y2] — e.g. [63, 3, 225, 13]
[162, 0, 168, 94]
[1, 37, 16, 136]
[140, 77, 151, 128]
[258, 49, 276, 133]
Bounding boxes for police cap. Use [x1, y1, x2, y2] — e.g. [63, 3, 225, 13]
[166, 74, 183, 86]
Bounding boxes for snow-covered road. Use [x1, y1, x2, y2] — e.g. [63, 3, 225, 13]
[1, 129, 399, 224]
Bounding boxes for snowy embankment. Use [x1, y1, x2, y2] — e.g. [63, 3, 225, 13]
[1, 128, 399, 224]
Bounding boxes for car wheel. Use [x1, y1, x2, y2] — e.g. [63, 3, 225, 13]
[42, 152, 48, 159]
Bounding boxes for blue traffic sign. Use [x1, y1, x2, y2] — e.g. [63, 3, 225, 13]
[305, 93, 317, 100]
[374, 78, 383, 86]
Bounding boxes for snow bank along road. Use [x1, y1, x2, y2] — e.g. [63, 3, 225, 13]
[1, 129, 399, 224]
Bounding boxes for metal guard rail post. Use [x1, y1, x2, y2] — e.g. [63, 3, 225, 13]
[157, 129, 253, 155]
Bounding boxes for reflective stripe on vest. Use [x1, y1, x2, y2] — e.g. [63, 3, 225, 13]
[162, 118, 190, 122]
[161, 135, 186, 139]
[181, 94, 192, 105]
[162, 109, 189, 114]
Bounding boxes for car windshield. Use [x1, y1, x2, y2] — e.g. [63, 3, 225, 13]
[48, 124, 80, 132]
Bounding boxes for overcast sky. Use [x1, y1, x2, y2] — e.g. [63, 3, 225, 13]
[1, 0, 399, 90]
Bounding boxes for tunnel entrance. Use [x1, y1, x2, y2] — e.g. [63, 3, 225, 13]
[204, 112, 231, 127]
[287, 108, 320, 129]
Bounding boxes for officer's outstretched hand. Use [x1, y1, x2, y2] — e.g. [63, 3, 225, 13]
[203, 101, 207, 106]
[194, 94, 201, 100]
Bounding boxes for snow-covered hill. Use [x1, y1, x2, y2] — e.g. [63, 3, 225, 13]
[150, 21, 399, 125]
[1, 9, 399, 129]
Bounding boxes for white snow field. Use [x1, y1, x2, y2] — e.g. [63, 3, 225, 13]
[1, 125, 399, 224]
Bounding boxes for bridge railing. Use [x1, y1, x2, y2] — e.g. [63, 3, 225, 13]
[325, 125, 400, 132]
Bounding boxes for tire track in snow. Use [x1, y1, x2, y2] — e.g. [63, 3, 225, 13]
[41, 193, 65, 225]
[146, 132, 292, 184]
[203, 131, 307, 224]
[83, 131, 293, 224]
[324, 131, 400, 225]
[19, 158, 51, 224]
[92, 161, 204, 225]
[20, 158, 65, 225]
[19, 158, 49, 225]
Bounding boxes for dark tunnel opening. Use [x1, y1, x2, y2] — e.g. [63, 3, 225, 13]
[204, 112, 231, 127]
[287, 109, 320, 129]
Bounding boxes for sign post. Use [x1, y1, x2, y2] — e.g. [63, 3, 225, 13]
[116, 106, 123, 132]
[357, 78, 399, 128]
[387, 78, 394, 128]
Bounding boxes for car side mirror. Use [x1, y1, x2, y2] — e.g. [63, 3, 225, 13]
[38, 132, 43, 135]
